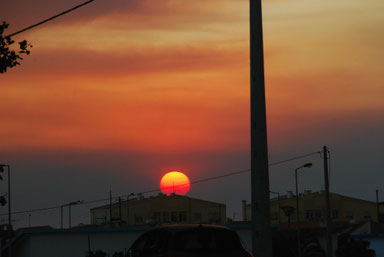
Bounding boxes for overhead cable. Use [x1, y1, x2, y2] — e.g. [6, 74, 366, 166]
[6, 0, 96, 38]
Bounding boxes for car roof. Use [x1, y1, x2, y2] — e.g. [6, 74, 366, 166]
[154, 224, 234, 232]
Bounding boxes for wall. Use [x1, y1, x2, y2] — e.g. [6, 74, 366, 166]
[6, 226, 250, 257]
[9, 229, 145, 257]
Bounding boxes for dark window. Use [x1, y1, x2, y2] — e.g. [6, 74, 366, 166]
[163, 212, 169, 223]
[346, 211, 353, 220]
[171, 212, 178, 222]
[306, 210, 313, 220]
[142, 229, 171, 255]
[332, 209, 339, 219]
[179, 211, 187, 222]
[315, 210, 322, 220]
[130, 229, 171, 256]
[153, 212, 161, 223]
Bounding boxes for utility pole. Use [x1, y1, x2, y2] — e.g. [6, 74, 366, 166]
[376, 190, 380, 223]
[323, 146, 332, 257]
[118, 197, 122, 222]
[250, 0, 272, 257]
[69, 204, 72, 228]
[127, 195, 130, 225]
[7, 166, 11, 230]
[61, 205, 64, 229]
[109, 190, 113, 226]
[126, 193, 134, 225]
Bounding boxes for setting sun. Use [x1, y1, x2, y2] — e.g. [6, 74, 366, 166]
[160, 171, 191, 196]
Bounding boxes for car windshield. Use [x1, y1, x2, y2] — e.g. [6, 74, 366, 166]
[173, 228, 243, 253]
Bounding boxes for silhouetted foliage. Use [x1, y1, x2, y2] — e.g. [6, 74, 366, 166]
[301, 231, 326, 257]
[0, 22, 32, 73]
[336, 234, 375, 257]
[272, 230, 326, 257]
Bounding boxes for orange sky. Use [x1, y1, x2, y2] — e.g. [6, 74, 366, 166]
[1, 0, 384, 224]
[1, 0, 383, 154]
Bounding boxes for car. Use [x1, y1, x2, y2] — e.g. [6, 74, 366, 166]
[128, 224, 253, 257]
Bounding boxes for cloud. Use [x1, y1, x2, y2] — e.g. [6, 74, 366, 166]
[7, 44, 247, 77]
[2, 0, 247, 36]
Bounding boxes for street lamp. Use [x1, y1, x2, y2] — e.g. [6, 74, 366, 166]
[68, 200, 82, 228]
[0, 164, 11, 230]
[270, 191, 281, 226]
[126, 193, 135, 225]
[295, 162, 312, 257]
[61, 200, 82, 229]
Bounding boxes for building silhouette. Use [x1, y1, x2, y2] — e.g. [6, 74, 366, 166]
[242, 191, 378, 227]
[91, 193, 226, 226]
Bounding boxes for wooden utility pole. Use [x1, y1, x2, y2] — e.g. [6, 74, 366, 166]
[250, 0, 272, 257]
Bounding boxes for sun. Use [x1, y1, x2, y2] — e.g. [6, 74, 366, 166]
[160, 171, 190, 196]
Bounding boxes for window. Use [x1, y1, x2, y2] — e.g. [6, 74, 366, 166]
[271, 212, 279, 221]
[179, 211, 187, 222]
[364, 211, 371, 220]
[306, 210, 314, 221]
[153, 212, 161, 223]
[315, 210, 322, 220]
[346, 211, 353, 220]
[163, 212, 169, 223]
[332, 209, 339, 219]
[171, 212, 178, 222]
[131, 229, 171, 256]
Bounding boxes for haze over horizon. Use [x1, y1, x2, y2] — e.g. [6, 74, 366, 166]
[1, 0, 383, 228]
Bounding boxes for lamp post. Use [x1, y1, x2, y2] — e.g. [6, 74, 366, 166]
[0, 164, 11, 229]
[61, 200, 82, 229]
[270, 191, 281, 226]
[322, 146, 332, 257]
[69, 200, 82, 228]
[126, 193, 135, 225]
[295, 162, 313, 257]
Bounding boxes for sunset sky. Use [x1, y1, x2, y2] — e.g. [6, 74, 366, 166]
[1, 0, 383, 227]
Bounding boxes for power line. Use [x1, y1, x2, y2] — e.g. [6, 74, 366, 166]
[269, 151, 321, 166]
[5, 0, 96, 38]
[0, 150, 321, 217]
[139, 151, 321, 195]
[139, 168, 251, 195]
